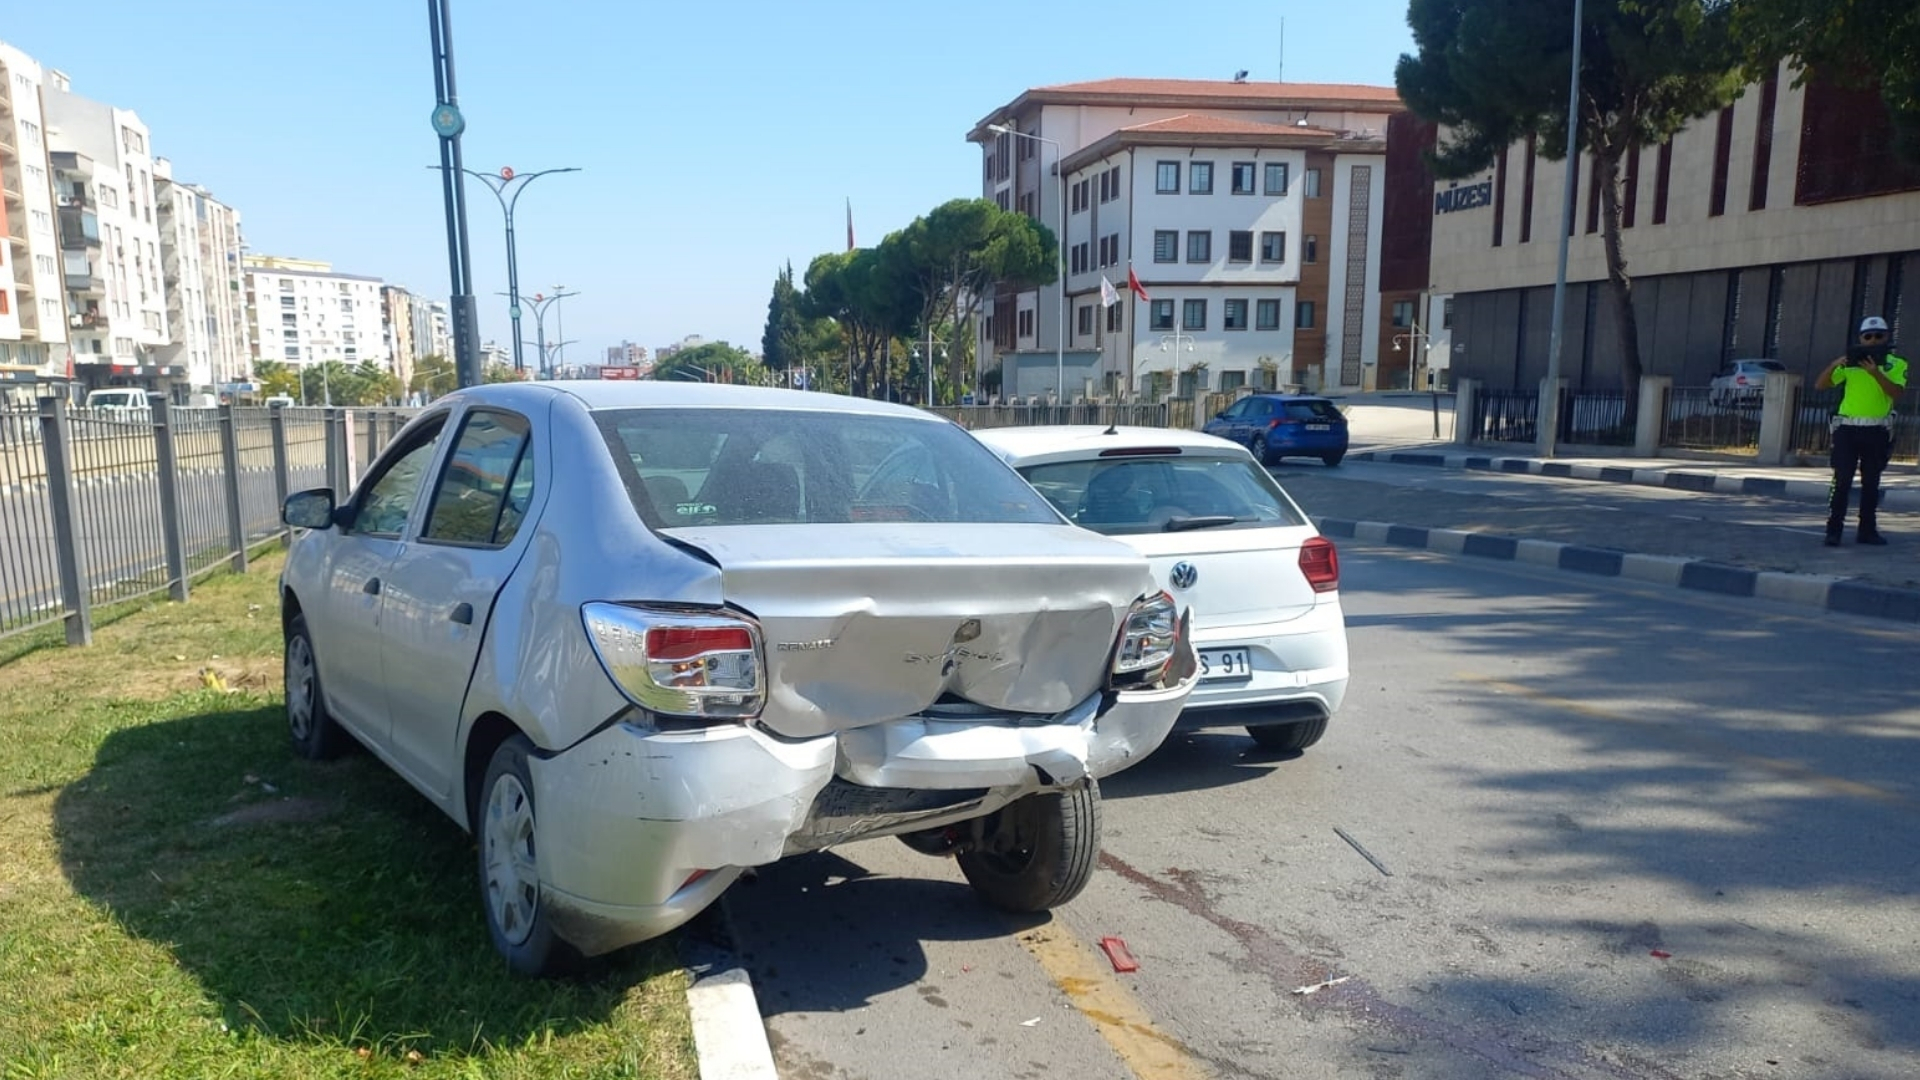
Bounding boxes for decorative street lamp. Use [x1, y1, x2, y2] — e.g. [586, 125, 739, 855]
[459, 165, 580, 375]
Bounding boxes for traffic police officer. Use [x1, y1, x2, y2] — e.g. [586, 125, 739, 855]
[1816, 315, 1907, 546]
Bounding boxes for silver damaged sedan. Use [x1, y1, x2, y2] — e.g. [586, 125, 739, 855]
[278, 382, 1197, 975]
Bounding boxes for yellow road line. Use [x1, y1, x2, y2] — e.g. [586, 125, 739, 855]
[1014, 922, 1212, 1080]
[1461, 673, 1919, 812]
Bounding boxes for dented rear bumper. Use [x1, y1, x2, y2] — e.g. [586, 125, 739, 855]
[526, 641, 1196, 955]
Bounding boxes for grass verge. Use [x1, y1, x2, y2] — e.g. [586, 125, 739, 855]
[0, 553, 698, 1079]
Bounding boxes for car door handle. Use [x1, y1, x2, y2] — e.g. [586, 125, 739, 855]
[449, 602, 473, 626]
[363, 577, 381, 596]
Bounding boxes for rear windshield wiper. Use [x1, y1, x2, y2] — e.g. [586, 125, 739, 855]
[1163, 515, 1241, 532]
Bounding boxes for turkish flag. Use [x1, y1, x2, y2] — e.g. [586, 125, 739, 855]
[1128, 265, 1150, 303]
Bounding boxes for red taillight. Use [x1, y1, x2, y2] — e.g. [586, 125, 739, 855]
[646, 626, 754, 661]
[1269, 417, 1284, 429]
[1299, 536, 1340, 593]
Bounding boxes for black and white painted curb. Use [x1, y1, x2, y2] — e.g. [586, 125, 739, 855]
[1350, 450, 1920, 512]
[1317, 517, 1920, 624]
[682, 905, 778, 1080]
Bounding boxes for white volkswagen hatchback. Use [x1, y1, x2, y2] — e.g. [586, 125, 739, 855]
[974, 426, 1348, 753]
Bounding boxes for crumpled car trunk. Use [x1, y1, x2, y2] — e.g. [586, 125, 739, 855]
[663, 522, 1149, 739]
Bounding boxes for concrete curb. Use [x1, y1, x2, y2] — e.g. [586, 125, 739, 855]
[1318, 516, 1920, 624]
[682, 902, 778, 1080]
[1350, 449, 1920, 513]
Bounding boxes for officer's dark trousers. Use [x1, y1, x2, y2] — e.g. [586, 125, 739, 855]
[1828, 424, 1893, 537]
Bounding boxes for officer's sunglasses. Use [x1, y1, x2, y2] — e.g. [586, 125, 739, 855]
[1862, 332, 1889, 342]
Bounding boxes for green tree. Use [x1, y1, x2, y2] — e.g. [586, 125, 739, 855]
[890, 199, 1056, 403]
[801, 247, 915, 398]
[483, 363, 521, 385]
[655, 341, 761, 384]
[760, 262, 807, 375]
[1731, 0, 1920, 160]
[252, 360, 300, 400]
[410, 353, 456, 398]
[1397, 0, 1743, 402]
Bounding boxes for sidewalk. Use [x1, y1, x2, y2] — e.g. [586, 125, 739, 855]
[1348, 442, 1920, 512]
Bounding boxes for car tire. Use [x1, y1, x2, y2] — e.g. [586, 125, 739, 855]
[1247, 716, 1328, 753]
[478, 735, 582, 978]
[1322, 451, 1345, 467]
[1251, 434, 1273, 466]
[285, 613, 350, 760]
[958, 780, 1102, 913]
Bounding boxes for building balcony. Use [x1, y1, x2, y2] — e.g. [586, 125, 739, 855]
[68, 310, 104, 331]
[55, 191, 87, 210]
[58, 208, 101, 251]
[64, 252, 101, 294]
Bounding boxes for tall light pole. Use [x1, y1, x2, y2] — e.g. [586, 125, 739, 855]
[1159, 331, 1196, 397]
[1540, 0, 1585, 457]
[550, 284, 569, 375]
[459, 165, 580, 375]
[499, 288, 578, 378]
[425, 0, 481, 389]
[986, 124, 1066, 402]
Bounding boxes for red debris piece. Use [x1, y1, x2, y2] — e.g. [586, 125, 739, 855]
[1100, 936, 1140, 973]
[1649, 950, 1672, 959]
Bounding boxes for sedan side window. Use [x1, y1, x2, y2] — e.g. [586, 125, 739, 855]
[355, 425, 447, 538]
[424, 411, 533, 547]
[1219, 399, 1249, 420]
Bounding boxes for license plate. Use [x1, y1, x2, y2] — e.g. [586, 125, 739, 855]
[1305, 423, 1331, 431]
[1197, 647, 1252, 680]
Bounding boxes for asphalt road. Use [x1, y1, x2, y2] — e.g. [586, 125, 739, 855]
[1269, 459, 1920, 591]
[723, 545, 1920, 1080]
[0, 465, 317, 625]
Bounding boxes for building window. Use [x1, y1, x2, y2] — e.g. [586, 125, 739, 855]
[1296, 301, 1317, 329]
[1231, 163, 1256, 195]
[1182, 299, 1207, 330]
[1304, 235, 1319, 263]
[1154, 230, 1178, 262]
[1256, 299, 1282, 330]
[1156, 161, 1181, 194]
[1107, 166, 1120, 200]
[1071, 243, 1086, 275]
[1260, 231, 1287, 262]
[1150, 300, 1174, 330]
[1019, 191, 1035, 218]
[1653, 140, 1673, 224]
[1228, 231, 1253, 263]
[1190, 162, 1214, 195]
[1106, 304, 1123, 332]
[1709, 104, 1736, 217]
[284, 346, 300, 359]
[1186, 230, 1212, 262]
[282, 313, 298, 327]
[1078, 306, 1094, 336]
[1264, 163, 1290, 196]
[1224, 299, 1249, 331]
[281, 296, 296, 309]
[1442, 298, 1455, 329]
[995, 190, 1010, 211]
[1304, 168, 1322, 198]
[1018, 309, 1034, 338]
[1391, 300, 1414, 328]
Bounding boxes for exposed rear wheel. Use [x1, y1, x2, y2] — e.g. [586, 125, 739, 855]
[1321, 451, 1345, 467]
[958, 781, 1102, 912]
[1251, 434, 1273, 466]
[478, 735, 582, 978]
[1247, 716, 1329, 753]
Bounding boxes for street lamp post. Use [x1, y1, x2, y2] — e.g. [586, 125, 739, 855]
[496, 288, 577, 378]
[986, 124, 1066, 402]
[1540, 0, 1586, 457]
[550, 284, 569, 374]
[1158, 331, 1195, 399]
[1395, 325, 1445, 437]
[915, 337, 949, 406]
[458, 165, 580, 376]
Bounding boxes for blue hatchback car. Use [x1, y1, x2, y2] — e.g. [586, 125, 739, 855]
[1202, 394, 1349, 467]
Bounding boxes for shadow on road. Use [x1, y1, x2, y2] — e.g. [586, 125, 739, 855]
[723, 849, 1045, 1018]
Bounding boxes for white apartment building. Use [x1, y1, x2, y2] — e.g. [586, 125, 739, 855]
[154, 157, 248, 393]
[969, 78, 1403, 397]
[45, 72, 170, 390]
[0, 40, 67, 390]
[243, 255, 389, 370]
[412, 298, 450, 363]
[380, 284, 419, 389]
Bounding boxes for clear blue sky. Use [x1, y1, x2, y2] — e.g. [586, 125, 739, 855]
[5, 1, 1415, 361]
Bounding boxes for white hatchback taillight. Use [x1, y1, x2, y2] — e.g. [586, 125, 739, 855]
[1111, 590, 1180, 681]
[1299, 536, 1340, 593]
[582, 603, 765, 722]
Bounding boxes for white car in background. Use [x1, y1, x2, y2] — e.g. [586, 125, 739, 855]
[973, 426, 1348, 753]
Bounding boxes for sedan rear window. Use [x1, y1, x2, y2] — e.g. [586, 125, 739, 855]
[1018, 455, 1308, 536]
[595, 408, 1060, 527]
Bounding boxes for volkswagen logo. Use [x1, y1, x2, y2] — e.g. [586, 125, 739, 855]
[1170, 561, 1199, 589]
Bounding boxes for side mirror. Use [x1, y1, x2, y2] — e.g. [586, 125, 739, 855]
[283, 488, 337, 531]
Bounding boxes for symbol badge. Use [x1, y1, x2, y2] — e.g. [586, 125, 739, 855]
[1170, 561, 1198, 590]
